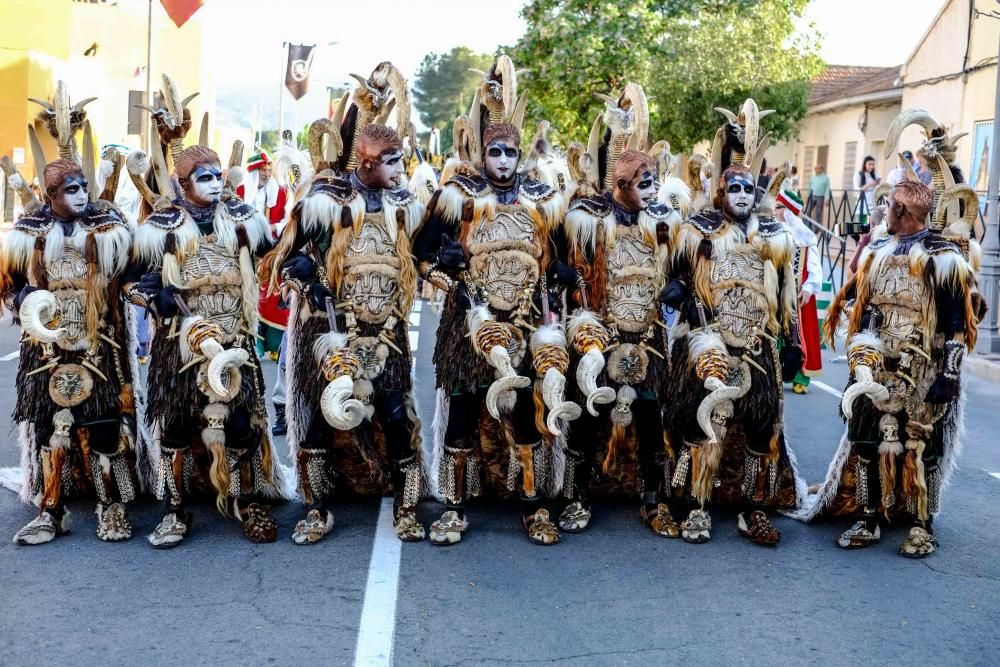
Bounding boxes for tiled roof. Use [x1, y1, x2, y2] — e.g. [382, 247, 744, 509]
[809, 65, 901, 106]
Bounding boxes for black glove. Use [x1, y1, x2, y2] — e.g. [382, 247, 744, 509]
[779, 344, 804, 383]
[438, 234, 466, 271]
[150, 284, 180, 319]
[281, 254, 318, 283]
[548, 260, 579, 288]
[13, 285, 38, 311]
[682, 298, 713, 326]
[306, 282, 334, 311]
[925, 374, 959, 404]
[659, 279, 686, 309]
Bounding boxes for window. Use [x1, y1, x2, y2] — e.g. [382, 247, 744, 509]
[803, 146, 815, 177]
[842, 141, 857, 189]
[127, 90, 145, 135]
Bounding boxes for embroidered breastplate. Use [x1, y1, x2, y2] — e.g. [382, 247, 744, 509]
[709, 240, 768, 349]
[180, 234, 244, 341]
[605, 225, 658, 333]
[342, 212, 401, 325]
[46, 239, 93, 351]
[868, 254, 928, 356]
[468, 203, 541, 312]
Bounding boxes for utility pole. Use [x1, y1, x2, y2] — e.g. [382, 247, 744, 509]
[976, 38, 1000, 354]
[277, 42, 287, 136]
[144, 0, 153, 152]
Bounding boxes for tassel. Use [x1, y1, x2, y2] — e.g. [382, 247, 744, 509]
[202, 403, 231, 515]
[877, 414, 902, 514]
[517, 444, 536, 498]
[162, 232, 183, 289]
[903, 439, 928, 521]
[605, 385, 636, 473]
[690, 440, 722, 507]
[341, 205, 353, 229]
[532, 382, 549, 440]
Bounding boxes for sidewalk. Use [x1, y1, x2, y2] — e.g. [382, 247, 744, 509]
[968, 353, 1000, 383]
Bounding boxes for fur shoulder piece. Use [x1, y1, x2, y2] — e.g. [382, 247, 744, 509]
[639, 202, 680, 249]
[6, 204, 131, 278]
[518, 178, 565, 230]
[381, 187, 425, 239]
[921, 233, 962, 256]
[684, 209, 725, 236]
[566, 195, 614, 254]
[222, 197, 258, 224]
[434, 174, 496, 226]
[749, 214, 794, 266]
[298, 174, 366, 238]
[643, 202, 677, 224]
[133, 204, 199, 267]
[920, 233, 972, 290]
[143, 205, 187, 231]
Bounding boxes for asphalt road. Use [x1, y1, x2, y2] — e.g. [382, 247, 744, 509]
[1, 301, 998, 666]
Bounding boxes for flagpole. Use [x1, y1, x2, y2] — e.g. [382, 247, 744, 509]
[277, 42, 287, 137]
[144, 0, 153, 152]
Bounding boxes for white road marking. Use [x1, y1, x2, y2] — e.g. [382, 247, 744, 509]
[988, 472, 1000, 482]
[411, 299, 423, 313]
[0, 350, 19, 361]
[811, 380, 844, 399]
[354, 497, 402, 667]
[408, 330, 419, 351]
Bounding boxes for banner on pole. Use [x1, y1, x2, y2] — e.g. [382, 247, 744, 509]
[285, 44, 316, 101]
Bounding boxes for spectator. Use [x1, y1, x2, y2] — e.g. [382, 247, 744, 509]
[853, 155, 880, 219]
[916, 154, 933, 186]
[806, 164, 830, 224]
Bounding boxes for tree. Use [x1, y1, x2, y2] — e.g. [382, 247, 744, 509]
[413, 46, 495, 153]
[509, 0, 823, 152]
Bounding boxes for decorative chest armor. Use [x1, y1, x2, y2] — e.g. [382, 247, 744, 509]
[180, 235, 244, 341]
[710, 243, 768, 348]
[868, 254, 939, 416]
[606, 225, 658, 333]
[468, 204, 540, 312]
[342, 213, 401, 325]
[47, 240, 92, 352]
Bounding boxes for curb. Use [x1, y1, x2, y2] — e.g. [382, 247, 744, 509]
[967, 355, 1000, 383]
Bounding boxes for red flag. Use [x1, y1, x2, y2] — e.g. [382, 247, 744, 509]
[160, 0, 204, 28]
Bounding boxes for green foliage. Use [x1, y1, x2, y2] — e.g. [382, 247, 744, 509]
[413, 46, 495, 152]
[509, 0, 823, 152]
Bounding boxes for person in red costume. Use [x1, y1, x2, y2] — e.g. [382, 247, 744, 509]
[238, 150, 289, 362]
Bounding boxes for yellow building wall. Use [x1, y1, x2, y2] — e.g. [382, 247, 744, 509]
[0, 0, 213, 190]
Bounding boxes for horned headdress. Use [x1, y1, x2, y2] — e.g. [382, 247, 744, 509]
[452, 54, 529, 168]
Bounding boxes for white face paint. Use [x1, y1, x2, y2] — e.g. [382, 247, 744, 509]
[362, 150, 404, 190]
[484, 141, 519, 185]
[187, 164, 223, 206]
[724, 174, 755, 222]
[51, 174, 89, 219]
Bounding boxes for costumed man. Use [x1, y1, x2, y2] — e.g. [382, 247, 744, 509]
[790, 115, 981, 558]
[774, 189, 822, 393]
[260, 61, 426, 544]
[0, 83, 144, 544]
[127, 75, 288, 548]
[413, 56, 572, 546]
[560, 83, 683, 536]
[237, 149, 289, 361]
[662, 100, 806, 546]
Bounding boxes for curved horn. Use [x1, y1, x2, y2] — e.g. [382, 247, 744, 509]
[901, 156, 920, 182]
[181, 92, 199, 108]
[198, 112, 210, 147]
[494, 54, 518, 116]
[149, 135, 176, 200]
[714, 107, 737, 124]
[374, 97, 396, 125]
[452, 115, 473, 163]
[484, 344, 531, 421]
[81, 120, 97, 202]
[27, 97, 54, 112]
[206, 347, 249, 398]
[27, 125, 47, 186]
[595, 93, 618, 108]
[759, 109, 776, 119]
[576, 347, 616, 416]
[320, 374, 366, 430]
[708, 125, 725, 198]
[0, 156, 41, 209]
[330, 91, 350, 130]
[841, 364, 888, 419]
[622, 82, 648, 151]
[382, 63, 411, 137]
[566, 142, 586, 185]
[884, 108, 940, 159]
[161, 74, 183, 120]
[935, 184, 980, 237]
[872, 182, 892, 206]
[468, 68, 489, 80]
[348, 73, 369, 91]
[71, 96, 97, 114]
[749, 132, 771, 184]
[510, 90, 528, 132]
[541, 367, 582, 436]
[18, 290, 66, 344]
[125, 150, 159, 207]
[695, 367, 752, 443]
